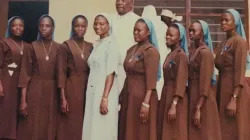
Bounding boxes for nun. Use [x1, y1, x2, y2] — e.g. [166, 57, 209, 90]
[82, 13, 120, 140]
[17, 15, 60, 140]
[0, 16, 28, 140]
[57, 15, 93, 140]
[158, 23, 189, 140]
[119, 18, 160, 140]
[188, 20, 222, 140]
[215, 9, 250, 140]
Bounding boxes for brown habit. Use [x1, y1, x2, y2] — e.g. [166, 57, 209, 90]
[119, 43, 159, 140]
[17, 40, 60, 140]
[188, 45, 222, 140]
[0, 38, 28, 139]
[215, 35, 250, 140]
[57, 39, 93, 140]
[158, 47, 188, 140]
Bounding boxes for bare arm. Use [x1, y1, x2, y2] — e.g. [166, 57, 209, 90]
[102, 72, 115, 99]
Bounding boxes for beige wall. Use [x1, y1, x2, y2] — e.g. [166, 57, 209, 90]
[49, 0, 116, 43]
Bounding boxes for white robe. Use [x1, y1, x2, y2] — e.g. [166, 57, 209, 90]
[142, 6, 170, 99]
[155, 20, 169, 99]
[111, 11, 140, 91]
[82, 36, 120, 140]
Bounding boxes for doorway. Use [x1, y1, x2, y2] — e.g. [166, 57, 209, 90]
[8, 1, 49, 43]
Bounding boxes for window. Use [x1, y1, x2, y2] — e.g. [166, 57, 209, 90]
[134, 0, 248, 51]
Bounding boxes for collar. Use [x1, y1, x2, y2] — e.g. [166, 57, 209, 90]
[116, 11, 134, 20]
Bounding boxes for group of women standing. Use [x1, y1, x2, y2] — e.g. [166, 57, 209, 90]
[0, 8, 249, 140]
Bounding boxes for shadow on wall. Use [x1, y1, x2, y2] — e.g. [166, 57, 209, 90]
[8, 1, 49, 43]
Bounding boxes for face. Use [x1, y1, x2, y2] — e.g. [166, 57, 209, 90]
[161, 16, 172, 26]
[93, 16, 110, 36]
[10, 18, 24, 37]
[133, 21, 150, 42]
[116, 0, 132, 15]
[73, 17, 88, 38]
[189, 22, 203, 41]
[221, 12, 235, 32]
[39, 17, 54, 39]
[166, 26, 180, 47]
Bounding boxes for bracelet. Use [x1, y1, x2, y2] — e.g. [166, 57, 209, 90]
[102, 97, 108, 101]
[172, 101, 178, 105]
[142, 102, 150, 108]
[196, 105, 201, 110]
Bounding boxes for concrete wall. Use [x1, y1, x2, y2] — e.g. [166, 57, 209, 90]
[49, 0, 116, 43]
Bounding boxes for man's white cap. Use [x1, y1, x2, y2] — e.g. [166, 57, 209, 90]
[161, 9, 183, 22]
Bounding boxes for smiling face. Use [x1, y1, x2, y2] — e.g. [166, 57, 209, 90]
[93, 15, 110, 37]
[72, 16, 88, 38]
[10, 18, 24, 37]
[189, 21, 203, 42]
[115, 0, 133, 15]
[221, 12, 235, 33]
[166, 25, 180, 48]
[133, 20, 150, 43]
[38, 16, 54, 39]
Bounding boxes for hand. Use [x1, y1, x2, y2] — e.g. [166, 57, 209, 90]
[60, 99, 69, 115]
[140, 104, 149, 123]
[193, 108, 202, 128]
[100, 99, 108, 115]
[226, 97, 237, 117]
[0, 83, 4, 97]
[19, 101, 28, 117]
[167, 104, 176, 122]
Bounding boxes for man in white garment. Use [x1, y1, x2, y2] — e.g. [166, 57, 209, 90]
[111, 0, 140, 91]
[142, 5, 169, 99]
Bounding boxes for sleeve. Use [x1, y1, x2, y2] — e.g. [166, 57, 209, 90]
[174, 52, 188, 98]
[143, 48, 160, 90]
[0, 42, 6, 80]
[105, 43, 120, 76]
[234, 39, 248, 87]
[199, 50, 214, 96]
[57, 43, 68, 88]
[18, 44, 33, 88]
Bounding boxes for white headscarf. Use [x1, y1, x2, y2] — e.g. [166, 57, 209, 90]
[95, 13, 113, 36]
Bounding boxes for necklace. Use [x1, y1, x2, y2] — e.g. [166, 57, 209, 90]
[11, 39, 23, 55]
[163, 47, 179, 68]
[72, 40, 85, 59]
[128, 44, 145, 62]
[42, 40, 53, 61]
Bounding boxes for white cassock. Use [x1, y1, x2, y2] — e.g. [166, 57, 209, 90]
[111, 11, 140, 91]
[142, 5, 170, 99]
[155, 20, 169, 99]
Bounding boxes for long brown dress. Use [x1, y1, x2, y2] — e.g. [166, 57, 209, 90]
[119, 43, 159, 140]
[57, 39, 93, 140]
[17, 40, 60, 140]
[189, 45, 222, 140]
[0, 38, 28, 140]
[158, 47, 188, 140]
[215, 35, 250, 140]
